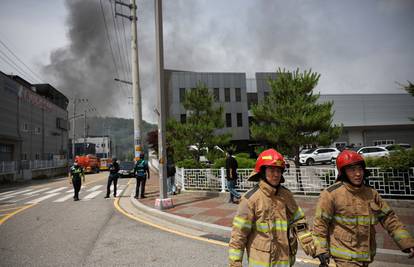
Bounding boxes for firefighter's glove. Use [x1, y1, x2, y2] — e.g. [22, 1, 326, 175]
[297, 225, 315, 257]
[229, 262, 242, 267]
[316, 253, 330, 267]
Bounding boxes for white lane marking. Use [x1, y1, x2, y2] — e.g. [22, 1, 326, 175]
[87, 185, 103, 192]
[26, 193, 60, 204]
[46, 187, 67, 194]
[0, 189, 35, 201]
[23, 188, 50, 196]
[66, 189, 74, 193]
[53, 194, 74, 202]
[83, 190, 103, 201]
[0, 189, 18, 196]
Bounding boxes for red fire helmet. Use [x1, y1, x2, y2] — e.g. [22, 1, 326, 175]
[248, 149, 285, 181]
[336, 150, 365, 176]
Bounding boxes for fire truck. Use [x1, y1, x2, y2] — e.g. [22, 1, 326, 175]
[75, 154, 100, 174]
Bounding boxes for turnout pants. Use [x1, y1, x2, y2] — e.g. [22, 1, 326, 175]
[135, 176, 147, 198]
[106, 174, 119, 197]
[72, 177, 81, 199]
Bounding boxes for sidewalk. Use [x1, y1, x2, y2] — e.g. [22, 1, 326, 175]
[122, 169, 414, 265]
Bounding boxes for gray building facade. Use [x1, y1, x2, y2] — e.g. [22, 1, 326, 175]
[164, 70, 250, 141]
[165, 70, 414, 148]
[0, 72, 69, 163]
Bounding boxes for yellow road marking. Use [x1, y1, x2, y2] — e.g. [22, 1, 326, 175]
[0, 206, 22, 212]
[0, 204, 36, 225]
[113, 184, 322, 265]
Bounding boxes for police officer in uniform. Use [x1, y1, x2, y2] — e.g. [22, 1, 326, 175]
[133, 152, 150, 199]
[105, 158, 120, 198]
[69, 160, 85, 201]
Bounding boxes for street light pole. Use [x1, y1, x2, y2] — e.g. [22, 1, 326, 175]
[154, 0, 172, 209]
[131, 0, 143, 160]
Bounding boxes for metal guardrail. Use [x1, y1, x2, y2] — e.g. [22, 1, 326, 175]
[176, 167, 414, 197]
[0, 160, 68, 174]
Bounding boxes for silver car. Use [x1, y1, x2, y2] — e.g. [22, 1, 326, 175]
[357, 146, 389, 158]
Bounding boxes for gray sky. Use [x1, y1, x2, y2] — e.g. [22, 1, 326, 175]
[0, 0, 413, 123]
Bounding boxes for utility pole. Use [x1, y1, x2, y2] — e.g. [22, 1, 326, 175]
[84, 110, 87, 155]
[154, 0, 172, 209]
[72, 98, 76, 159]
[115, 0, 143, 161]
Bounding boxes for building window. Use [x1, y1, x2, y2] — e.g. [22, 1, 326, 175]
[225, 88, 230, 102]
[180, 114, 187, 123]
[22, 123, 28, 132]
[22, 153, 27, 160]
[214, 88, 220, 102]
[237, 113, 243, 127]
[102, 143, 105, 148]
[226, 113, 232, 127]
[35, 127, 41, 135]
[264, 91, 269, 99]
[179, 88, 186, 103]
[235, 88, 241, 102]
[247, 93, 258, 109]
[373, 140, 394, 146]
[35, 153, 40, 160]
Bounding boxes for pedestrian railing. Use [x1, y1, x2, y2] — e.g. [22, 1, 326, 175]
[0, 160, 68, 174]
[176, 167, 414, 198]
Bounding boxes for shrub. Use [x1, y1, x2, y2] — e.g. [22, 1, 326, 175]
[234, 153, 250, 159]
[213, 157, 256, 169]
[365, 149, 414, 171]
[176, 158, 208, 169]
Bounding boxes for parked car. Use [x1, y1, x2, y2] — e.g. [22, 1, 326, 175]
[299, 148, 340, 166]
[382, 143, 411, 152]
[357, 146, 390, 158]
[118, 161, 135, 178]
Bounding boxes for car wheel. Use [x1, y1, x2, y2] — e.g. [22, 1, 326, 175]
[306, 158, 314, 166]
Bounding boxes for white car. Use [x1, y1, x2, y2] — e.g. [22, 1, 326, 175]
[299, 148, 340, 166]
[357, 146, 389, 158]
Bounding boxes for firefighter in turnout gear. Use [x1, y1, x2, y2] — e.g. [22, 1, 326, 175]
[313, 150, 414, 266]
[228, 149, 315, 267]
[69, 160, 85, 201]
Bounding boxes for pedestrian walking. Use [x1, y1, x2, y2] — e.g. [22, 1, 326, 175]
[133, 152, 150, 199]
[313, 150, 414, 267]
[225, 150, 240, 204]
[228, 149, 315, 267]
[69, 160, 85, 201]
[105, 158, 120, 198]
[167, 156, 176, 195]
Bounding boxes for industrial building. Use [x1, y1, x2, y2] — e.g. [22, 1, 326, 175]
[165, 70, 414, 148]
[0, 71, 69, 181]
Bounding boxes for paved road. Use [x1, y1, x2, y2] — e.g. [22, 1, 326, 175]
[0, 173, 232, 267]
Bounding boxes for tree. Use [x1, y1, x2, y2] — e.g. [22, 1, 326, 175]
[250, 68, 342, 190]
[400, 81, 414, 121]
[168, 83, 231, 165]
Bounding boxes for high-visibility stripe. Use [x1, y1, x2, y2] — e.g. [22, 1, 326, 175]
[333, 214, 378, 225]
[229, 248, 243, 261]
[315, 207, 332, 221]
[233, 216, 252, 230]
[254, 220, 288, 233]
[330, 246, 371, 261]
[248, 258, 290, 267]
[393, 229, 412, 242]
[291, 207, 305, 223]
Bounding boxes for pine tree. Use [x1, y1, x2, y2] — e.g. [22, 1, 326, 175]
[167, 83, 231, 165]
[400, 81, 414, 121]
[251, 68, 342, 190]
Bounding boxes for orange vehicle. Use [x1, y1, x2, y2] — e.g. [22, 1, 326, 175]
[99, 158, 112, 171]
[75, 154, 100, 174]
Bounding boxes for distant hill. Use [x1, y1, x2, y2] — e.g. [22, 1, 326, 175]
[73, 117, 157, 160]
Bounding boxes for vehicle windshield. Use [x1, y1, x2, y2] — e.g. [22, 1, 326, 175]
[119, 162, 134, 169]
[301, 148, 316, 154]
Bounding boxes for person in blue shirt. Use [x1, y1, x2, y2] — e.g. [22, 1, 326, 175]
[133, 152, 150, 199]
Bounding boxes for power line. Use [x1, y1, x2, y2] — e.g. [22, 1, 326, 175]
[121, 4, 132, 77]
[109, 0, 130, 82]
[0, 49, 39, 82]
[0, 39, 45, 83]
[99, 0, 130, 98]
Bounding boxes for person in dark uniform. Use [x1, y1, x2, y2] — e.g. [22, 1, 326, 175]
[225, 150, 241, 204]
[133, 152, 150, 199]
[69, 160, 85, 201]
[105, 158, 120, 198]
